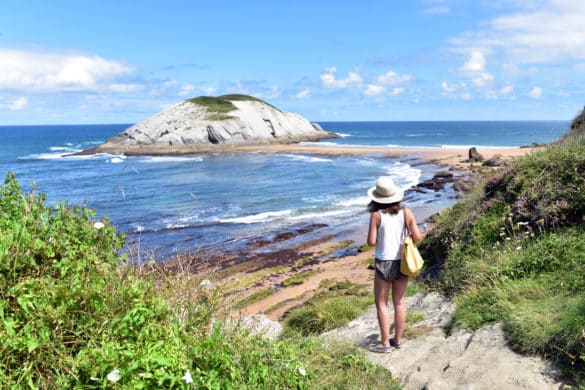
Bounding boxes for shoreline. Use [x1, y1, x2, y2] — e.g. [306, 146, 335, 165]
[77, 140, 540, 171]
[150, 143, 539, 320]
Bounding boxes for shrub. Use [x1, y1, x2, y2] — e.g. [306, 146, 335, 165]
[0, 173, 394, 388]
[418, 122, 585, 384]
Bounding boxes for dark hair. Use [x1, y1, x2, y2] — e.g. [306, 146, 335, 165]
[368, 200, 403, 214]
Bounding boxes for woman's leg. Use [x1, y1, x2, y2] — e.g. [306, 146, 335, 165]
[374, 274, 391, 346]
[391, 276, 409, 345]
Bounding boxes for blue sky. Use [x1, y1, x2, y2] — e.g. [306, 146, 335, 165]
[0, 0, 584, 124]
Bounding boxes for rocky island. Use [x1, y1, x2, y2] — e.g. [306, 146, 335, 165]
[80, 94, 337, 155]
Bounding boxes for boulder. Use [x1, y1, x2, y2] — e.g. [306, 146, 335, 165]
[468, 147, 484, 162]
[482, 154, 507, 167]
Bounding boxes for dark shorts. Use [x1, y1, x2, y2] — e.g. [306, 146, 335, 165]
[375, 259, 407, 281]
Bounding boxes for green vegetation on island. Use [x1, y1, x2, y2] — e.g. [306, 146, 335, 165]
[186, 94, 279, 121]
[420, 109, 585, 384]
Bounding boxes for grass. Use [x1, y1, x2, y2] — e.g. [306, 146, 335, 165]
[186, 94, 279, 121]
[233, 288, 275, 310]
[281, 269, 320, 287]
[417, 110, 585, 384]
[0, 173, 400, 388]
[233, 265, 290, 291]
[283, 281, 372, 337]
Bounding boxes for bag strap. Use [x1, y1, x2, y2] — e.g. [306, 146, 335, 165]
[402, 208, 410, 240]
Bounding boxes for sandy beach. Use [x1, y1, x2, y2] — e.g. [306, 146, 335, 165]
[231, 143, 537, 170]
[176, 143, 540, 320]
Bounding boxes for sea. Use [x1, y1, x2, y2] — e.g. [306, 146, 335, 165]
[0, 121, 569, 260]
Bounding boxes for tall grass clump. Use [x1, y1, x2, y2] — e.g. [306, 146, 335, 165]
[0, 173, 395, 388]
[283, 281, 371, 337]
[419, 110, 585, 384]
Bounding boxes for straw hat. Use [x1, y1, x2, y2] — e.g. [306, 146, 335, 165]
[367, 177, 404, 204]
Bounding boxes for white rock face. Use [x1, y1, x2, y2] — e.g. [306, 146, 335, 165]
[107, 97, 331, 147]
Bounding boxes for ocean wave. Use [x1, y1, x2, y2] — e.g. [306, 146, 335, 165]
[219, 209, 292, 224]
[337, 196, 369, 207]
[336, 133, 352, 137]
[283, 154, 332, 163]
[138, 156, 204, 163]
[384, 161, 422, 190]
[287, 206, 357, 222]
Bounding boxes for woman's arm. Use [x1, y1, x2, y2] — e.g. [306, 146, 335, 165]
[367, 212, 380, 246]
[404, 208, 423, 243]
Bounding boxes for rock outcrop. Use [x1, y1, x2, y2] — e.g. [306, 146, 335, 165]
[323, 293, 564, 389]
[81, 94, 336, 155]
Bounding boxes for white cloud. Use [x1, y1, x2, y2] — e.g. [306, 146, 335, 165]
[0, 48, 133, 92]
[389, 88, 405, 96]
[295, 88, 311, 99]
[529, 86, 543, 99]
[449, 1, 585, 63]
[441, 81, 469, 94]
[364, 84, 386, 97]
[471, 72, 495, 87]
[500, 84, 515, 96]
[108, 83, 143, 93]
[486, 90, 498, 100]
[3, 96, 28, 110]
[178, 83, 195, 97]
[441, 81, 460, 93]
[320, 68, 363, 88]
[376, 71, 413, 86]
[461, 50, 487, 73]
[458, 50, 494, 88]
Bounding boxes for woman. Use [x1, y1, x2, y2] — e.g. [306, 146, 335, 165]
[367, 176, 422, 352]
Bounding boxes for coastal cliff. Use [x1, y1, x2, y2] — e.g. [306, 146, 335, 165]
[82, 94, 336, 155]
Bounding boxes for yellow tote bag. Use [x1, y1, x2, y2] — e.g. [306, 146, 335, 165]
[401, 233, 424, 277]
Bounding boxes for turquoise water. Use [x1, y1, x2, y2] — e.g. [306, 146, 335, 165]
[0, 120, 569, 258]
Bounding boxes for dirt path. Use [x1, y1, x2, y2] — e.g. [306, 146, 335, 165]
[322, 293, 565, 389]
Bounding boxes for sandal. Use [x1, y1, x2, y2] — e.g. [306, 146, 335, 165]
[390, 338, 403, 350]
[371, 344, 391, 353]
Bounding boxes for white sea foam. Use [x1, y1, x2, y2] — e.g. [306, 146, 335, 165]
[219, 209, 292, 224]
[49, 146, 70, 151]
[139, 156, 203, 163]
[288, 208, 351, 222]
[337, 196, 369, 207]
[375, 161, 422, 191]
[109, 157, 125, 164]
[336, 133, 352, 137]
[283, 154, 332, 163]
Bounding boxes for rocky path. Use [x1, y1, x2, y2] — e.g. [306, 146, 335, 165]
[323, 292, 565, 389]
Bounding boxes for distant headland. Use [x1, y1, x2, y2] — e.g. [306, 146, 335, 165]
[77, 94, 337, 155]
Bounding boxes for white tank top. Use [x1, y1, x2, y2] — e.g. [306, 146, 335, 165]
[375, 209, 405, 261]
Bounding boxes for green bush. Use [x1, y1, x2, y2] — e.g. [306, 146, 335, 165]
[418, 113, 585, 385]
[0, 173, 396, 388]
